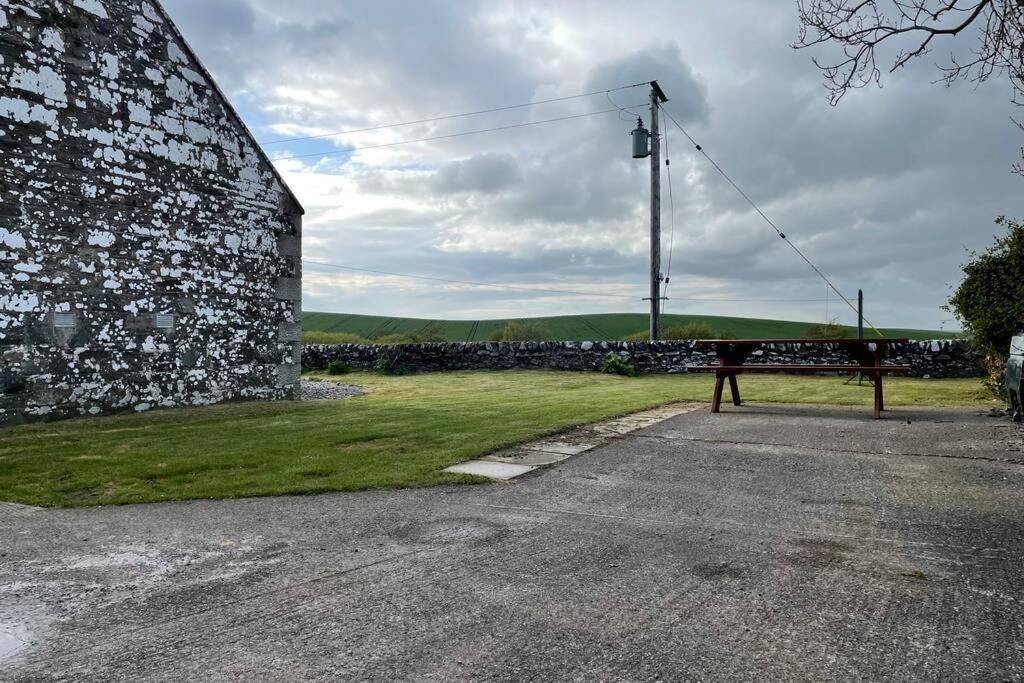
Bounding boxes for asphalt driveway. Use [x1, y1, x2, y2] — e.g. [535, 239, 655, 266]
[3, 404, 1024, 681]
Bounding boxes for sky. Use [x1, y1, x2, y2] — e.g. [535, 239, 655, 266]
[161, 0, 1024, 331]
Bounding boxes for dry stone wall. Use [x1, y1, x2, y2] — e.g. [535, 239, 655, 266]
[1, 0, 302, 426]
[303, 339, 981, 378]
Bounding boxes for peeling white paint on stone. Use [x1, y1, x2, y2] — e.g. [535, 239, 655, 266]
[1, 0, 303, 426]
[164, 75, 190, 103]
[40, 28, 64, 52]
[10, 65, 66, 104]
[86, 230, 115, 247]
[0, 228, 26, 249]
[80, 128, 115, 146]
[127, 100, 151, 125]
[167, 42, 188, 65]
[99, 53, 119, 80]
[0, 96, 57, 127]
[0, 293, 39, 313]
[73, 0, 108, 18]
[133, 13, 155, 35]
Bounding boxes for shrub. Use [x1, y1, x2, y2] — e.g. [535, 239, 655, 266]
[662, 321, 716, 340]
[803, 321, 850, 340]
[373, 329, 449, 344]
[412, 328, 448, 343]
[374, 333, 417, 345]
[374, 349, 410, 375]
[599, 354, 636, 377]
[303, 331, 371, 345]
[489, 321, 550, 342]
[326, 359, 350, 376]
[948, 216, 1024, 396]
[980, 355, 1009, 397]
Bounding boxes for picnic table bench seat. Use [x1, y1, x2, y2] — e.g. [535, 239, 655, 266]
[686, 365, 912, 373]
[685, 338, 911, 419]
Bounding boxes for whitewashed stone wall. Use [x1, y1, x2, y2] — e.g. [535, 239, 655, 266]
[0, 0, 303, 426]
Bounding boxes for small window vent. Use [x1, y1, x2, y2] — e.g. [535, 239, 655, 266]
[53, 312, 76, 329]
[155, 314, 176, 330]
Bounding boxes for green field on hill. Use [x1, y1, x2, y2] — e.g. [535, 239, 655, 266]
[303, 311, 958, 343]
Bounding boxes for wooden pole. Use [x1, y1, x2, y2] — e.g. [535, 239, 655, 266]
[857, 289, 864, 384]
[649, 86, 661, 341]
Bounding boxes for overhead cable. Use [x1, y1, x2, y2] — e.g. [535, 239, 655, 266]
[659, 107, 883, 337]
[275, 106, 646, 161]
[260, 81, 651, 145]
[662, 119, 677, 314]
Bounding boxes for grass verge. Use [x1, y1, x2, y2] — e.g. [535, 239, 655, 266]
[0, 371, 996, 507]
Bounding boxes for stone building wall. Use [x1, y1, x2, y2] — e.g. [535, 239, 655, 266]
[0, 0, 303, 426]
[303, 339, 982, 379]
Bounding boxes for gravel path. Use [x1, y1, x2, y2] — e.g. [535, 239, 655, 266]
[299, 378, 364, 401]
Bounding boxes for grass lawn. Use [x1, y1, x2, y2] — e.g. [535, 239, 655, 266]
[0, 371, 997, 507]
[303, 311, 957, 342]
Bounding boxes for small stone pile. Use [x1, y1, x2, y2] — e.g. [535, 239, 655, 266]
[299, 379, 364, 401]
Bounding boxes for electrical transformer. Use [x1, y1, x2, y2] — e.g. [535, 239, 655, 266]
[631, 117, 650, 159]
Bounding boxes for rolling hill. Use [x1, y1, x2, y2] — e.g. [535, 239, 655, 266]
[302, 312, 959, 342]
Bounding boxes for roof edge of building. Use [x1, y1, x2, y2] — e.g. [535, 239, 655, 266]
[150, 0, 305, 216]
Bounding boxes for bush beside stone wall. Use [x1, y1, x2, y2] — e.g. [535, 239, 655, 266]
[302, 339, 981, 378]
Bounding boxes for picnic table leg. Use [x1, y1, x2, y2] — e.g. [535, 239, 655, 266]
[728, 373, 741, 406]
[874, 350, 885, 413]
[711, 373, 725, 413]
[873, 371, 883, 419]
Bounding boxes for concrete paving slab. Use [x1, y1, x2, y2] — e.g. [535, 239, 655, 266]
[482, 449, 577, 466]
[592, 420, 652, 436]
[522, 441, 596, 456]
[443, 460, 535, 480]
[458, 403, 699, 478]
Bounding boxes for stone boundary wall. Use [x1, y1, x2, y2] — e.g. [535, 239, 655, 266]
[303, 339, 982, 378]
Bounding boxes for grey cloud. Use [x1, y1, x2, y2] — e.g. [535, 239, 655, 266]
[160, 0, 258, 89]
[584, 43, 710, 125]
[161, 0, 1024, 329]
[429, 153, 521, 194]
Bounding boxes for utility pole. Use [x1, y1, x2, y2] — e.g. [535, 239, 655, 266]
[857, 289, 864, 341]
[857, 289, 864, 385]
[845, 288, 868, 386]
[631, 81, 669, 340]
[647, 81, 668, 340]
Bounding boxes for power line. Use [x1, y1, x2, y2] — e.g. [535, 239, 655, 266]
[605, 89, 640, 122]
[659, 107, 884, 337]
[274, 106, 646, 161]
[259, 82, 651, 145]
[302, 258, 839, 303]
[662, 120, 677, 314]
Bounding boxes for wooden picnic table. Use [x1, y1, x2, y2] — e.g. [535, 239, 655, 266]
[685, 338, 911, 419]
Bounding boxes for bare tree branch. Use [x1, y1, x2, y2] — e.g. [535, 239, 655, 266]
[794, 0, 1024, 174]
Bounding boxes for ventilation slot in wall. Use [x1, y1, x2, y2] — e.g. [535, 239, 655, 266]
[53, 312, 76, 330]
[155, 314, 176, 330]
